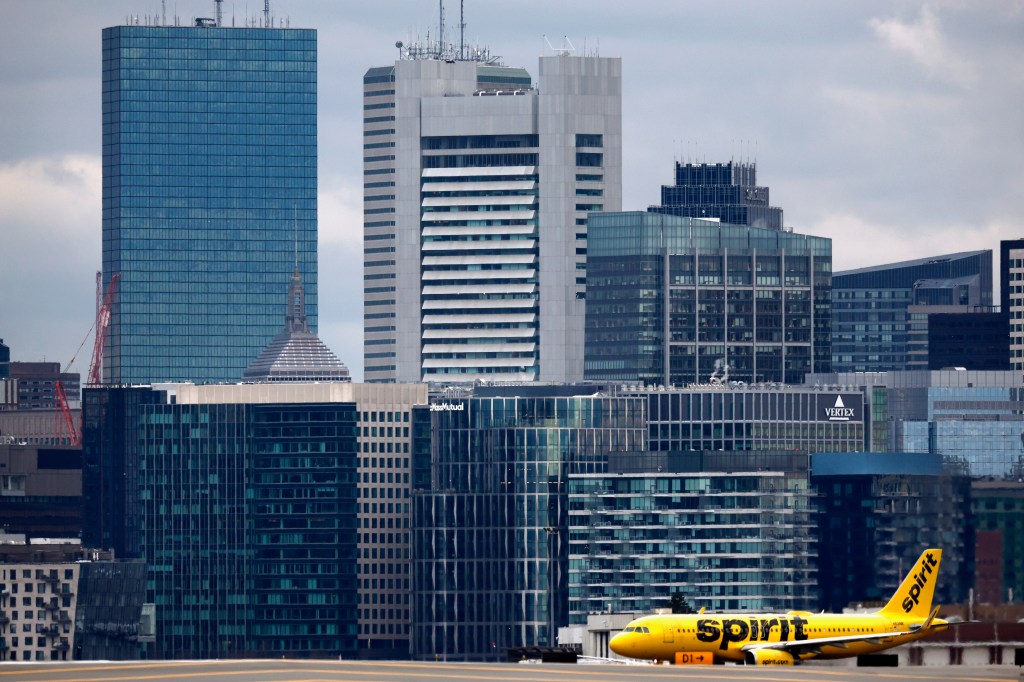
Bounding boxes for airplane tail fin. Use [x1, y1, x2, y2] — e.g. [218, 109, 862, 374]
[879, 549, 942, 618]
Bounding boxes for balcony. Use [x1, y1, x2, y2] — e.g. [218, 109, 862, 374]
[35, 624, 59, 637]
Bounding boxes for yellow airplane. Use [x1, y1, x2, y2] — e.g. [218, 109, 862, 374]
[609, 548, 948, 666]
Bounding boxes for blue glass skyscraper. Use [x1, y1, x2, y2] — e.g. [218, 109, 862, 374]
[102, 22, 317, 384]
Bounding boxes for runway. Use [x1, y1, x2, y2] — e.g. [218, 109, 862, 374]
[0, 660, 1017, 682]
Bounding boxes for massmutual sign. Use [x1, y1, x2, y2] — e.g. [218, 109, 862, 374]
[816, 393, 863, 423]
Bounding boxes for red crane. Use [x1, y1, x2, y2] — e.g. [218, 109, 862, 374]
[55, 272, 120, 445]
[88, 273, 120, 386]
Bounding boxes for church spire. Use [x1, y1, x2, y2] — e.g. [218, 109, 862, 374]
[285, 246, 307, 333]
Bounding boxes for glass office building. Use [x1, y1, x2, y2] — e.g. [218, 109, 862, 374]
[809, 369, 1024, 478]
[102, 23, 317, 384]
[831, 251, 992, 373]
[411, 388, 646, 661]
[83, 382, 428, 660]
[811, 452, 970, 611]
[628, 385, 867, 453]
[83, 385, 359, 659]
[650, 161, 783, 230]
[585, 212, 831, 386]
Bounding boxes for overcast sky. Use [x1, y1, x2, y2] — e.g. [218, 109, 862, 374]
[1, 1, 1021, 381]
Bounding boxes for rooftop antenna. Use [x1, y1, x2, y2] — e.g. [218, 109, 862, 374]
[438, 0, 445, 58]
[460, 0, 465, 60]
[543, 35, 575, 56]
[214, 0, 223, 27]
[263, 0, 270, 28]
[161, 0, 166, 25]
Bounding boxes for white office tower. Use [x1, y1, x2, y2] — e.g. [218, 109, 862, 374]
[363, 46, 621, 383]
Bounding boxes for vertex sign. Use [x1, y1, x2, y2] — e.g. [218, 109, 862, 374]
[816, 393, 863, 423]
[825, 395, 854, 421]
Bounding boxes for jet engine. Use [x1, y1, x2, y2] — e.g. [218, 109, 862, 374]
[744, 649, 796, 665]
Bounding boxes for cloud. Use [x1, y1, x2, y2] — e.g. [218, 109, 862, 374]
[870, 6, 977, 88]
[0, 154, 100, 237]
[316, 180, 365, 379]
[822, 212, 1011, 274]
[0, 154, 100, 365]
[318, 182, 363, 250]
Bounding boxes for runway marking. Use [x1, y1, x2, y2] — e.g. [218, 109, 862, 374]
[0, 667, 845, 682]
[0, 662, 226, 676]
[0, 665, 802, 682]
[4, 661, 1014, 682]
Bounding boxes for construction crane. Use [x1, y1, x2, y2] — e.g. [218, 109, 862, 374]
[55, 272, 120, 445]
[88, 273, 120, 386]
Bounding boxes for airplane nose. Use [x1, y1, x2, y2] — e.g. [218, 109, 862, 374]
[609, 632, 628, 656]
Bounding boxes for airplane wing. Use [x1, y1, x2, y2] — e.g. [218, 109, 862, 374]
[741, 629, 916, 658]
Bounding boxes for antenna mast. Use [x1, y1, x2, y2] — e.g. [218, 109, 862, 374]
[460, 0, 465, 60]
[438, 0, 445, 58]
[264, 0, 270, 28]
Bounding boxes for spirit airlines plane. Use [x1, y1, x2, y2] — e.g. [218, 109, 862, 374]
[610, 549, 947, 666]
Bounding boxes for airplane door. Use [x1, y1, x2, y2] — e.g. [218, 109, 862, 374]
[663, 625, 675, 644]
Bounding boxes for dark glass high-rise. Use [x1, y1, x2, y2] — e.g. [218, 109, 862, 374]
[102, 22, 317, 384]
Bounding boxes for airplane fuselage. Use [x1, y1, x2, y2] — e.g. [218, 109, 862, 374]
[610, 611, 948, 663]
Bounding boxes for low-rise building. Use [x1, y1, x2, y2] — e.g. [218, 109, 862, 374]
[0, 440, 82, 539]
[0, 536, 148, 662]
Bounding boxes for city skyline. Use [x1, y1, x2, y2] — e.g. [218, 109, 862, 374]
[1, 1, 1021, 381]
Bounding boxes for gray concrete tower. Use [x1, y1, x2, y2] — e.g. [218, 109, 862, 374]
[362, 45, 621, 384]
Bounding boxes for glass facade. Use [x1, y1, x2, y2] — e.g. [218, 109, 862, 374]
[83, 387, 359, 659]
[651, 161, 783, 230]
[809, 370, 1024, 478]
[74, 561, 149, 660]
[892, 386, 1024, 478]
[569, 451, 816, 619]
[102, 25, 317, 384]
[634, 387, 867, 453]
[585, 212, 831, 386]
[926, 312, 1010, 370]
[972, 480, 1024, 606]
[811, 452, 970, 611]
[411, 392, 646, 661]
[831, 251, 992, 373]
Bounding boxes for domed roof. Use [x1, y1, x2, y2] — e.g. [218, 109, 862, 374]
[243, 268, 351, 383]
